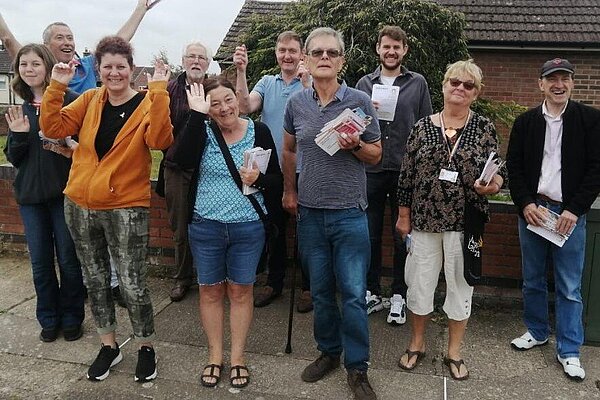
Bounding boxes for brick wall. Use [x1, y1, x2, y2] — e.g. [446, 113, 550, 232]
[0, 164, 524, 284]
[471, 49, 600, 157]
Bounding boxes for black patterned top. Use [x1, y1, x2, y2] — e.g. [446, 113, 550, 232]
[397, 112, 506, 232]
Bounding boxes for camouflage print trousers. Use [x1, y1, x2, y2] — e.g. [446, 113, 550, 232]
[64, 197, 155, 341]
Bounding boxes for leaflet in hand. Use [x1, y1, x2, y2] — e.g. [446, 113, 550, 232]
[526, 205, 575, 247]
[371, 84, 399, 121]
[242, 147, 271, 195]
[38, 130, 75, 149]
[478, 152, 505, 185]
[315, 107, 372, 156]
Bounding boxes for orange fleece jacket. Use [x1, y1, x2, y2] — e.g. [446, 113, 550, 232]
[40, 79, 173, 210]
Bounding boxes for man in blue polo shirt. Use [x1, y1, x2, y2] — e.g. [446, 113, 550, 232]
[234, 31, 313, 312]
[282, 27, 381, 400]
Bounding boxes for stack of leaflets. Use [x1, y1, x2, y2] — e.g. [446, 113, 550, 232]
[38, 131, 75, 149]
[478, 152, 505, 186]
[242, 147, 271, 195]
[315, 107, 372, 156]
[526, 205, 575, 247]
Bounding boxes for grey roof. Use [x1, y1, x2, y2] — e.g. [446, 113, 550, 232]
[215, 0, 600, 61]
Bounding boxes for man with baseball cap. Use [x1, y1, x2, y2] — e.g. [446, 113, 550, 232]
[506, 58, 600, 381]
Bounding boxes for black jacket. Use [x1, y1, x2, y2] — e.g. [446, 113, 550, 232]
[507, 100, 600, 217]
[171, 110, 283, 223]
[4, 91, 78, 205]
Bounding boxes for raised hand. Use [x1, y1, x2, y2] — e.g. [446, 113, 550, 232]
[5, 106, 30, 133]
[297, 60, 311, 88]
[185, 82, 210, 114]
[143, 0, 162, 10]
[51, 61, 77, 85]
[147, 59, 171, 83]
[233, 45, 248, 73]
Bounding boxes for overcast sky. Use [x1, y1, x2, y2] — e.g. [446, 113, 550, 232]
[1, 0, 273, 73]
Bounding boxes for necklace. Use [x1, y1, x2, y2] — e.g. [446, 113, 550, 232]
[440, 110, 470, 139]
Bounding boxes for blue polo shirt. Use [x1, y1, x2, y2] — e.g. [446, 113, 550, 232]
[252, 74, 303, 164]
[283, 82, 381, 210]
[69, 54, 97, 93]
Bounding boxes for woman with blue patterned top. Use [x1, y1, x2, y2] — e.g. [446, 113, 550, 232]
[170, 76, 282, 389]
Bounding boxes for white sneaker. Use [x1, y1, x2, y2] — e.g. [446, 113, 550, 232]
[557, 355, 585, 381]
[387, 294, 406, 325]
[365, 290, 384, 315]
[510, 331, 548, 351]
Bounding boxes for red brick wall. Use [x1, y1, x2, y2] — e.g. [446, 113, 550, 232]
[0, 164, 523, 282]
[471, 49, 600, 157]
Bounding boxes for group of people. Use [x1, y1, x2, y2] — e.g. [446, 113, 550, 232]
[2, 4, 599, 399]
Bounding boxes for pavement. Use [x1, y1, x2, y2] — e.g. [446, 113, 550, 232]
[1, 251, 600, 400]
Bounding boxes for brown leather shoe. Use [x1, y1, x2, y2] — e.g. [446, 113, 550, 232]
[170, 283, 189, 302]
[347, 369, 377, 400]
[296, 290, 313, 313]
[301, 353, 340, 382]
[253, 286, 281, 307]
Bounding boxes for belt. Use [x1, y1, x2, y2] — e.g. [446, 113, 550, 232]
[536, 194, 562, 206]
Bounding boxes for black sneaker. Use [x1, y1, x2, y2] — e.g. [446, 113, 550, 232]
[112, 286, 127, 308]
[39, 327, 59, 342]
[135, 346, 157, 382]
[63, 325, 83, 341]
[347, 369, 377, 400]
[87, 344, 123, 381]
[301, 353, 340, 382]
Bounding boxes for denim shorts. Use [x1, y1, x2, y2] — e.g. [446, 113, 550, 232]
[188, 215, 265, 285]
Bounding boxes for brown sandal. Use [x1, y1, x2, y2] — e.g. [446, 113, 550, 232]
[230, 365, 250, 388]
[444, 357, 469, 380]
[398, 349, 425, 371]
[200, 363, 223, 387]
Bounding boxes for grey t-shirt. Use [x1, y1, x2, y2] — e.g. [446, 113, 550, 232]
[284, 82, 381, 210]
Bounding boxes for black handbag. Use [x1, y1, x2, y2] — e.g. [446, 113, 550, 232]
[210, 121, 277, 274]
[459, 169, 488, 286]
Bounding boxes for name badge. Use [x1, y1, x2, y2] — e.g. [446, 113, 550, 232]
[439, 168, 458, 183]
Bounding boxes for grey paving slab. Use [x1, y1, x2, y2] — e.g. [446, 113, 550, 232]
[2, 252, 600, 400]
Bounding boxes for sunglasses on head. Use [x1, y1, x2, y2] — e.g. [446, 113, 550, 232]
[449, 78, 476, 91]
[308, 48, 342, 59]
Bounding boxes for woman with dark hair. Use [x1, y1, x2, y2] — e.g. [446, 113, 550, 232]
[171, 77, 282, 389]
[4, 43, 84, 343]
[40, 35, 173, 383]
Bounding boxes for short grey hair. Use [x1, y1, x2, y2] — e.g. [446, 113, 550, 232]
[304, 27, 345, 55]
[42, 22, 70, 44]
[182, 41, 213, 62]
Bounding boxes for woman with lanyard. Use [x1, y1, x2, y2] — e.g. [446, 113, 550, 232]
[395, 60, 505, 380]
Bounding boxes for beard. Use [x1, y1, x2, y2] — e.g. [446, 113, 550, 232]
[380, 56, 401, 71]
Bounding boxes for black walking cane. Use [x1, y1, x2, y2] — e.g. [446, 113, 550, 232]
[285, 222, 299, 354]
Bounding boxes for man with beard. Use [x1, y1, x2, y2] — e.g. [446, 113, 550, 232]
[356, 26, 432, 325]
[156, 42, 212, 302]
[234, 31, 313, 312]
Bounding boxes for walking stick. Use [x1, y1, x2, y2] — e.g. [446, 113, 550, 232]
[285, 224, 298, 354]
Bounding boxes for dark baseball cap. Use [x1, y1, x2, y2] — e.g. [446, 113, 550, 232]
[540, 58, 574, 77]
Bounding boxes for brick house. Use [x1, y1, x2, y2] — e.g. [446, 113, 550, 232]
[214, 0, 600, 154]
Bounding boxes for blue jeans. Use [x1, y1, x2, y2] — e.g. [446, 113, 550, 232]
[188, 215, 265, 285]
[19, 197, 84, 330]
[366, 171, 407, 297]
[518, 200, 586, 358]
[297, 206, 371, 371]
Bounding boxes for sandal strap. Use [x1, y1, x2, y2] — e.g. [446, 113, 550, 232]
[445, 358, 465, 370]
[230, 365, 249, 377]
[201, 363, 223, 378]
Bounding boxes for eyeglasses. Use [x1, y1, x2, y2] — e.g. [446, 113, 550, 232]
[307, 48, 342, 59]
[448, 78, 476, 91]
[184, 54, 208, 62]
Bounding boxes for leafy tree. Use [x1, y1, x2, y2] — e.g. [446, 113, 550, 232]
[233, 0, 470, 110]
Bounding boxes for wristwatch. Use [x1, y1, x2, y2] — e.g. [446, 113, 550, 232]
[352, 142, 363, 152]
